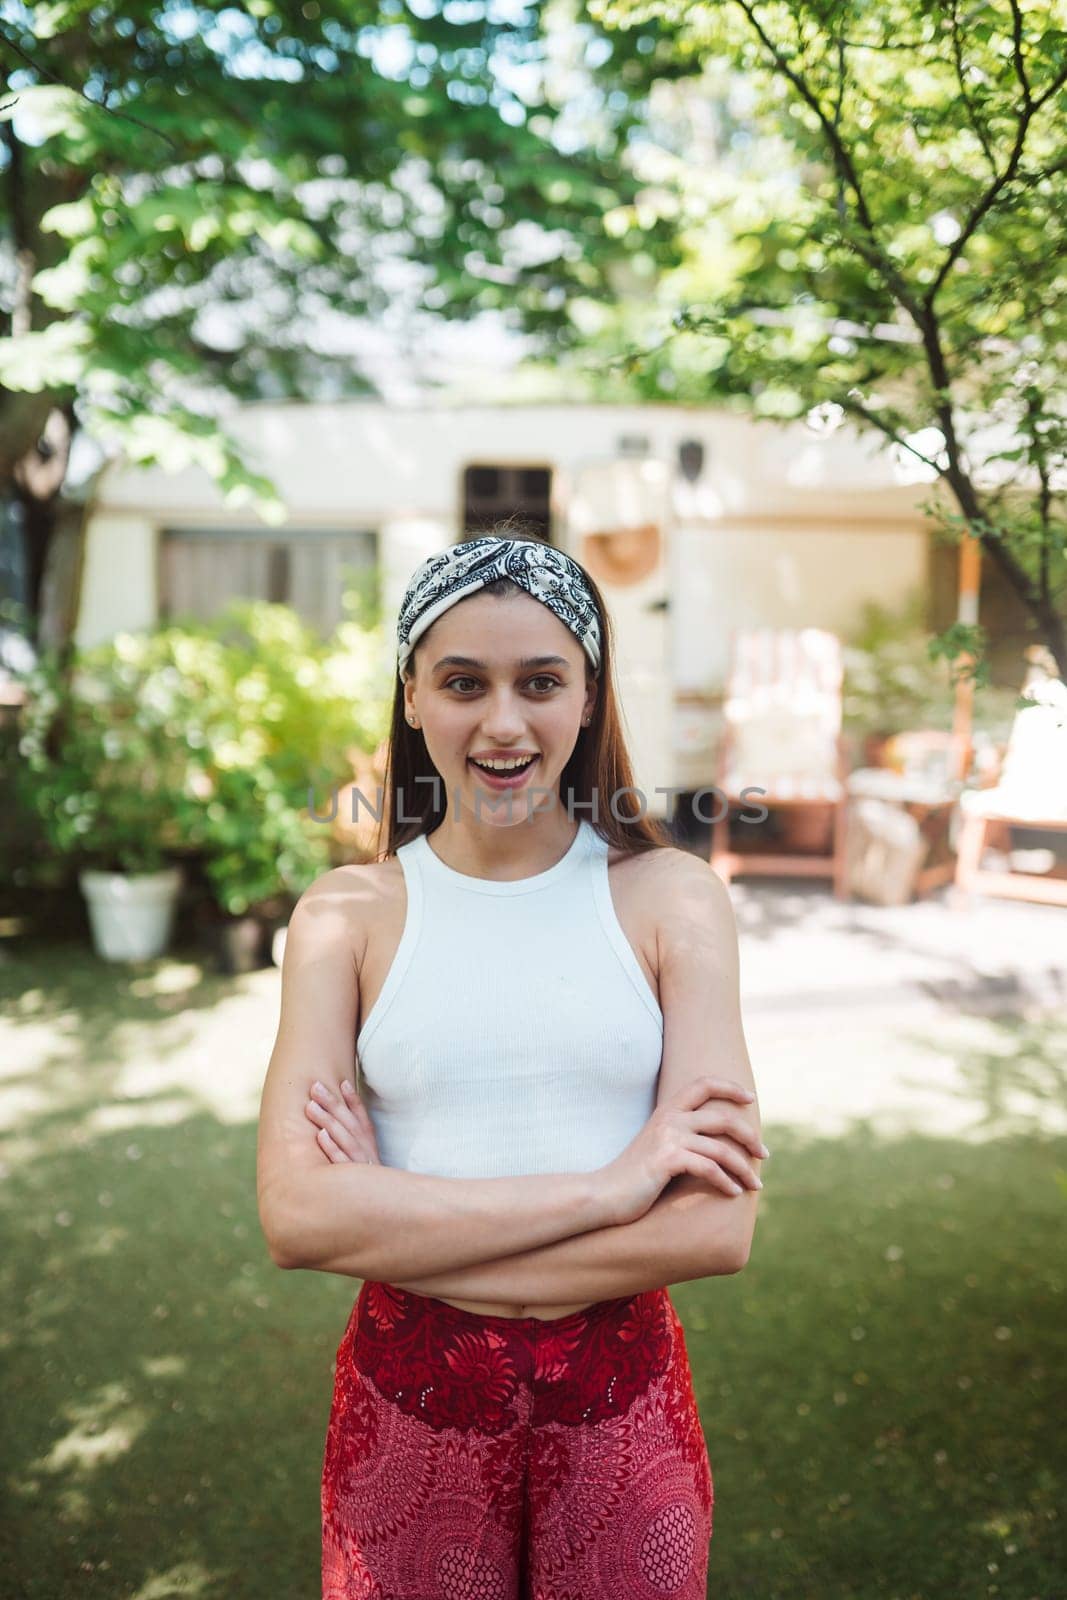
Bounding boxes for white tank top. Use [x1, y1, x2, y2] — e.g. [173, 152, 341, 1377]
[356, 819, 664, 1180]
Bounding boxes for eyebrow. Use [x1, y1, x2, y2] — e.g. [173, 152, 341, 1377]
[431, 654, 572, 672]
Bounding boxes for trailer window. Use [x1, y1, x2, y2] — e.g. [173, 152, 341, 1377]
[159, 527, 377, 636]
[462, 464, 552, 542]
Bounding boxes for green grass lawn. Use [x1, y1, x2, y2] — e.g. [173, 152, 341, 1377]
[1, 937, 1064, 1600]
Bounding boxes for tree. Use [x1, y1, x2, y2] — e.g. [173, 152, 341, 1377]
[0, 0, 679, 637]
[578, 0, 1067, 678]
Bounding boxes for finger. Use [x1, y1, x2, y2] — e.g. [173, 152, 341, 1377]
[689, 1134, 762, 1189]
[676, 1075, 755, 1111]
[723, 1120, 771, 1158]
[342, 1082, 376, 1134]
[677, 1076, 725, 1110]
[305, 1099, 362, 1161]
[319, 1126, 364, 1164]
[339, 1080, 382, 1160]
[741, 1125, 770, 1159]
[307, 1089, 363, 1140]
[316, 1126, 351, 1163]
[312, 1078, 362, 1119]
[305, 1098, 340, 1130]
[704, 1079, 756, 1104]
[692, 1111, 770, 1159]
[681, 1152, 745, 1195]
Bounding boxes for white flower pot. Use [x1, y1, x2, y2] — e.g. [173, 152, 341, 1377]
[78, 868, 183, 962]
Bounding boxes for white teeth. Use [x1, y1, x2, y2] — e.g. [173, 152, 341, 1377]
[471, 756, 535, 772]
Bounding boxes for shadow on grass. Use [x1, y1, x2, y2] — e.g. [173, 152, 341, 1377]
[1, 943, 1064, 1599]
[0, 934, 250, 1090]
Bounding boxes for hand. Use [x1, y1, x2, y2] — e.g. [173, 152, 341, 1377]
[304, 1079, 382, 1166]
[598, 1075, 768, 1227]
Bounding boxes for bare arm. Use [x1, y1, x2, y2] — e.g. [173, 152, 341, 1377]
[283, 1166, 610, 1281]
[256, 870, 616, 1279]
[390, 1172, 750, 1305]
[390, 850, 765, 1305]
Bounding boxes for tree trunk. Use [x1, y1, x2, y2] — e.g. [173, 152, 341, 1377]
[7, 403, 76, 641]
[943, 463, 1067, 681]
[14, 483, 58, 635]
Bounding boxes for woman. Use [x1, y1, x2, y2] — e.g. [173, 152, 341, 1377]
[257, 534, 767, 1599]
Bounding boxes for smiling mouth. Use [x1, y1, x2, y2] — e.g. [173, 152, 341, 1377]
[468, 756, 539, 776]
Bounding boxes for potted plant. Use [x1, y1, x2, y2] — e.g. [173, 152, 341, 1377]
[192, 766, 333, 973]
[16, 594, 391, 966]
[841, 593, 959, 767]
[842, 594, 1026, 780]
[176, 597, 390, 971]
[16, 638, 201, 961]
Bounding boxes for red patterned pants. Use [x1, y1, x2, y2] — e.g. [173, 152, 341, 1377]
[321, 1280, 714, 1599]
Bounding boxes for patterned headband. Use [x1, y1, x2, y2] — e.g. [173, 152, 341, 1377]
[396, 536, 602, 681]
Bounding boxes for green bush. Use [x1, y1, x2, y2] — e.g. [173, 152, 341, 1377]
[841, 592, 1019, 746]
[15, 598, 391, 915]
[16, 633, 207, 877]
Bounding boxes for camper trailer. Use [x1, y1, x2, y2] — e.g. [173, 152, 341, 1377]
[74, 399, 931, 818]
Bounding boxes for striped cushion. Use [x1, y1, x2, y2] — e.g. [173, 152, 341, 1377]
[721, 627, 843, 799]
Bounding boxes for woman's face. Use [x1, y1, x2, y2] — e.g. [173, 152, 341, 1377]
[404, 591, 598, 828]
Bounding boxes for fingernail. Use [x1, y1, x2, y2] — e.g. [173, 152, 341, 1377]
[341, 1080, 352, 1092]
[760, 1145, 771, 1158]
[754, 1177, 763, 1189]
[313, 1081, 325, 1094]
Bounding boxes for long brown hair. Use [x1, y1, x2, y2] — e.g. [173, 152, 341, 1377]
[371, 536, 674, 860]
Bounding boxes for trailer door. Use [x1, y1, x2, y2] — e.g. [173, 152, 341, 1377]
[561, 455, 673, 822]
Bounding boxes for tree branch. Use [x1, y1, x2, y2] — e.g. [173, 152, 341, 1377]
[1007, 0, 1032, 109]
[924, 53, 1067, 306]
[833, 36, 933, 52]
[841, 379, 1048, 628]
[1023, 388, 1054, 608]
[837, 396, 946, 474]
[0, 24, 179, 154]
[948, 0, 996, 171]
[730, 0, 926, 327]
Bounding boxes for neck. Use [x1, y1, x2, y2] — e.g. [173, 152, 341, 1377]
[429, 807, 580, 878]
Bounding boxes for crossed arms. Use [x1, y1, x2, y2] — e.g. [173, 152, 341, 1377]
[256, 852, 764, 1305]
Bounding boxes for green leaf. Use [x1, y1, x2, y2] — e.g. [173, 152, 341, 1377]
[0, 322, 92, 390]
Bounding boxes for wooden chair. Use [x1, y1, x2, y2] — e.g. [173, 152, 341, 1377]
[954, 658, 1067, 908]
[709, 627, 850, 899]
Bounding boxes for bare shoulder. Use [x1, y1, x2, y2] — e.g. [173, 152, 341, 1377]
[607, 840, 730, 900]
[287, 857, 400, 967]
[646, 843, 732, 896]
[603, 840, 734, 971]
[640, 845, 738, 966]
[614, 844, 729, 896]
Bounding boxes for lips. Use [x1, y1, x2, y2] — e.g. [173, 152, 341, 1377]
[467, 756, 539, 790]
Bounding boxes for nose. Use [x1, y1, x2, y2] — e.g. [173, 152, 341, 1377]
[478, 689, 531, 740]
